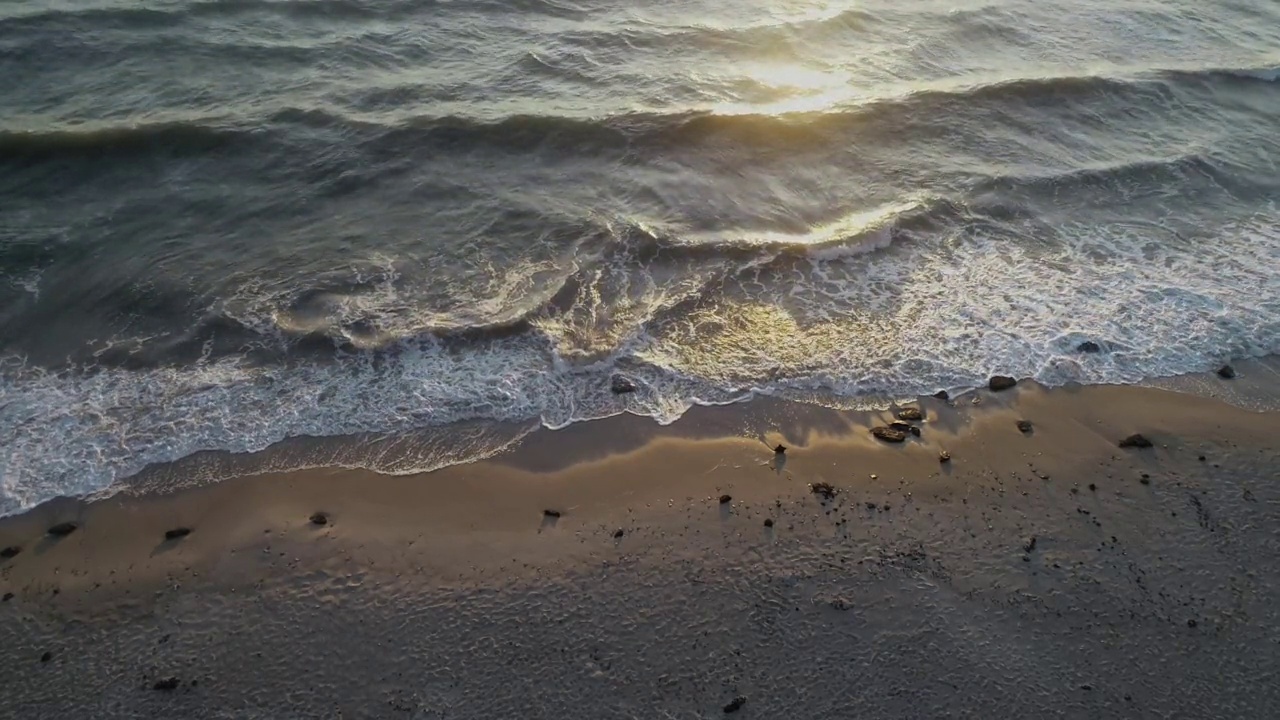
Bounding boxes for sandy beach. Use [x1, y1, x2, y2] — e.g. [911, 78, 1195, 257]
[2, 372, 1279, 719]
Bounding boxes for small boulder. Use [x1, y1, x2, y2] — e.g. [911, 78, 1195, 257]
[1016, 420, 1033, 434]
[309, 512, 329, 526]
[1217, 365, 1235, 379]
[610, 375, 638, 394]
[1118, 433, 1153, 448]
[612, 529, 624, 539]
[938, 450, 951, 463]
[1023, 536, 1037, 552]
[2, 592, 12, 602]
[871, 426, 907, 443]
[933, 390, 950, 400]
[763, 519, 774, 528]
[543, 509, 562, 519]
[888, 421, 921, 437]
[153, 677, 180, 691]
[47, 522, 78, 537]
[774, 444, 787, 454]
[1077, 341, 1102, 353]
[896, 407, 923, 421]
[724, 696, 747, 714]
[810, 482, 837, 500]
[988, 375, 1017, 391]
[164, 528, 191, 540]
[718, 494, 732, 505]
[0, 546, 20, 559]
[40, 651, 52, 663]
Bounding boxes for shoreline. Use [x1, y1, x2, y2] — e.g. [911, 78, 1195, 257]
[2, 374, 1280, 717]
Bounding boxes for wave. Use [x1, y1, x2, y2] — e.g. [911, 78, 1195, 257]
[0, 122, 245, 164]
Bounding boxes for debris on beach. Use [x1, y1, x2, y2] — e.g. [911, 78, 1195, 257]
[810, 482, 837, 500]
[164, 528, 192, 540]
[1119, 433, 1153, 448]
[47, 522, 78, 537]
[871, 426, 907, 443]
[988, 375, 1017, 391]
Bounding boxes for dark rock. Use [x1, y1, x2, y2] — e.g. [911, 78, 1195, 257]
[882, 503, 891, 511]
[1118, 433, 1153, 448]
[1024, 536, 1037, 552]
[1088, 483, 1097, 492]
[543, 509, 561, 519]
[0, 546, 20, 559]
[153, 677, 180, 691]
[988, 375, 1017, 392]
[865, 502, 878, 511]
[810, 482, 837, 500]
[896, 407, 923, 421]
[933, 390, 950, 400]
[1198, 455, 1206, 462]
[763, 519, 774, 528]
[1139, 476, 1150, 485]
[719, 494, 732, 505]
[1077, 341, 1102, 353]
[47, 522, 78, 537]
[774, 444, 787, 454]
[871, 426, 907, 443]
[888, 421, 921, 437]
[1187, 619, 1197, 628]
[2, 592, 13, 602]
[610, 375, 638, 394]
[613, 529, 624, 539]
[1081, 684, 1093, 691]
[724, 696, 746, 714]
[1217, 365, 1235, 379]
[40, 651, 52, 663]
[309, 512, 328, 526]
[164, 528, 191, 540]
[1016, 420, 1033, 433]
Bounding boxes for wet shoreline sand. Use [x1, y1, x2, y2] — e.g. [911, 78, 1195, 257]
[2, 374, 1279, 718]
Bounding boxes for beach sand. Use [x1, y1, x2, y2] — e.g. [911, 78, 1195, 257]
[2, 375, 1279, 718]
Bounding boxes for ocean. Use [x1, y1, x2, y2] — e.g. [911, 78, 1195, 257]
[1, 0, 1278, 514]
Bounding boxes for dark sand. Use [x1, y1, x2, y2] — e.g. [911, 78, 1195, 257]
[2, 376, 1279, 718]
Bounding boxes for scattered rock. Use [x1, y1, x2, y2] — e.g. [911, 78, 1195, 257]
[164, 528, 191, 540]
[1198, 455, 1206, 462]
[724, 696, 746, 714]
[1118, 434, 1153, 449]
[1016, 420, 1033, 433]
[1139, 476, 1151, 485]
[1024, 536, 1037, 552]
[543, 509, 562, 519]
[774, 444, 787, 454]
[865, 502, 878, 511]
[1217, 365, 1236, 379]
[882, 503, 891, 511]
[1088, 483, 1097, 492]
[719, 494, 732, 505]
[47, 522, 78, 537]
[2, 592, 13, 602]
[871, 426, 907, 443]
[896, 407, 923, 421]
[40, 651, 52, 663]
[810, 482, 837, 500]
[610, 375, 637, 394]
[1187, 619, 1198, 628]
[933, 390, 950, 400]
[613, 529, 624, 539]
[988, 375, 1017, 391]
[1080, 684, 1093, 691]
[888, 421, 921, 437]
[153, 677, 180, 691]
[938, 450, 951, 463]
[1077, 341, 1102, 353]
[309, 512, 329, 526]
[0, 546, 20, 559]
[763, 519, 774, 528]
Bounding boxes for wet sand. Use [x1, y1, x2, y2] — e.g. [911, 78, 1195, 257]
[2, 377, 1279, 718]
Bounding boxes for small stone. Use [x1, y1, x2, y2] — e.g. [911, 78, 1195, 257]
[153, 677, 180, 691]
[1016, 420, 1033, 433]
[1088, 483, 1097, 492]
[1139, 476, 1150, 485]
[865, 502, 878, 511]
[1081, 684, 1093, 691]
[1077, 341, 1102, 353]
[933, 390, 950, 400]
[543, 509, 561, 518]
[40, 651, 52, 663]
[2, 592, 13, 602]
[871, 426, 907, 443]
[763, 519, 774, 528]
[888, 420, 920, 436]
[47, 522, 78, 537]
[810, 482, 837, 500]
[882, 504, 891, 511]
[774, 444, 786, 454]
[1118, 434, 1152, 448]
[719, 494, 732, 505]
[309, 512, 328, 526]
[1024, 536, 1037, 552]
[724, 696, 746, 713]
[1187, 619, 1197, 628]
[164, 528, 191, 540]
[613, 529, 624, 539]
[896, 407, 923, 421]
[610, 375, 638, 394]
[938, 450, 951, 463]
[0, 546, 20, 559]
[988, 375, 1017, 391]
[1217, 365, 1235, 379]
[1198, 455, 1206, 462]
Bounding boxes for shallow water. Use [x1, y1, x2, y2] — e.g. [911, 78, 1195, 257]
[2, 0, 1279, 513]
